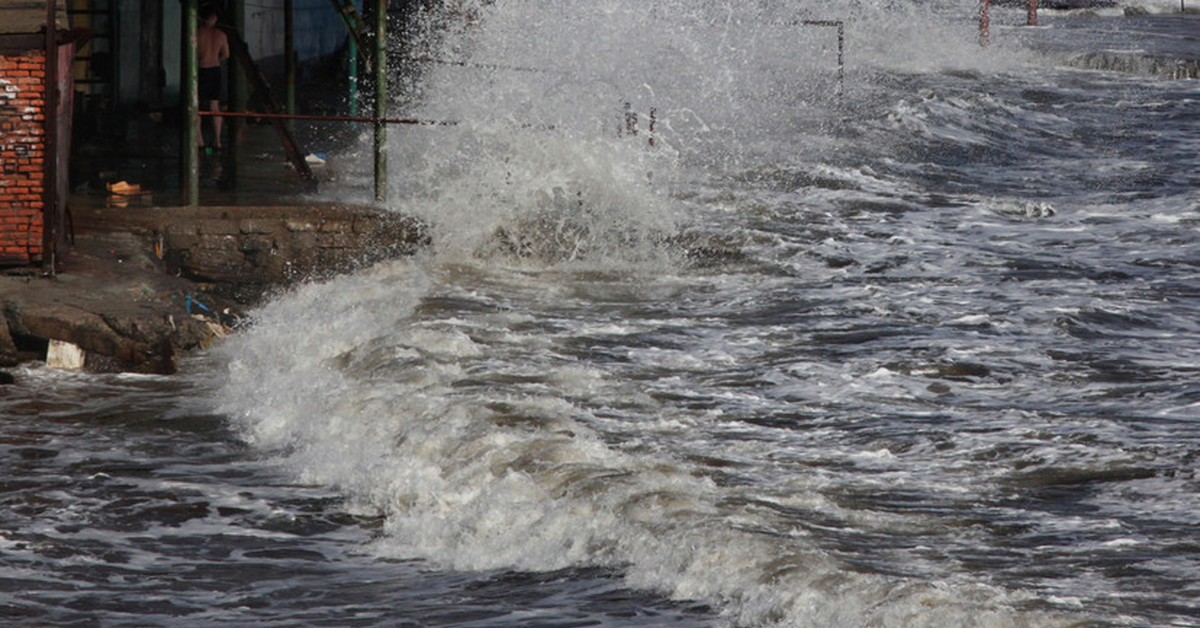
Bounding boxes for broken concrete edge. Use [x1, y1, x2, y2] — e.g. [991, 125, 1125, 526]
[0, 314, 18, 366]
[0, 205, 431, 377]
[0, 285, 221, 375]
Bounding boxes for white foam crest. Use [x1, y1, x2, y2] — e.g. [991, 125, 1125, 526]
[213, 260, 1074, 627]
[216, 259, 432, 454]
[389, 1, 715, 269]
[212, 2, 1108, 624]
[392, 122, 680, 269]
[382, 0, 1049, 271]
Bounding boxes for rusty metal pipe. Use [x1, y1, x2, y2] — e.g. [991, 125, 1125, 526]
[979, 0, 991, 46]
[199, 110, 457, 125]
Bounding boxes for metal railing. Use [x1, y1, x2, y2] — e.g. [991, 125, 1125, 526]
[980, 0, 1041, 46]
[191, 8, 849, 202]
[795, 20, 845, 93]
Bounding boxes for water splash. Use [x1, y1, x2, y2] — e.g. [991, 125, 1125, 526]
[377, 0, 1040, 266]
[216, 255, 1073, 627]
[217, 2, 1105, 625]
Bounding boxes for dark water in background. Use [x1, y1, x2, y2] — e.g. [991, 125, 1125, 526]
[3, 2, 1200, 626]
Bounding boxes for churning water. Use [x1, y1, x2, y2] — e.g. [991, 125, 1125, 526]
[3, 1, 1199, 626]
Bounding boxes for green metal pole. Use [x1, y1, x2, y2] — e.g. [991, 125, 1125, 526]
[184, 0, 199, 206]
[373, 0, 388, 202]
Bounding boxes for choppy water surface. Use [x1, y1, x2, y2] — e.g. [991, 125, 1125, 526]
[0, 367, 709, 625]
[3, 2, 1199, 626]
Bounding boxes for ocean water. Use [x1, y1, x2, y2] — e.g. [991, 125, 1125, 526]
[4, 1, 1199, 626]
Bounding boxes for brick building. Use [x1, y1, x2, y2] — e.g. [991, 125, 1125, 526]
[0, 1, 79, 270]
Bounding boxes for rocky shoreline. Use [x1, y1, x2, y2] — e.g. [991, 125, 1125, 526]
[0, 204, 427, 375]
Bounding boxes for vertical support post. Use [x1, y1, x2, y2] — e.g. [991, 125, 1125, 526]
[373, 0, 388, 202]
[1028, 0, 1038, 26]
[979, 0, 991, 47]
[138, 0, 164, 105]
[285, 0, 296, 126]
[836, 21, 845, 95]
[184, 0, 200, 206]
[43, 0, 59, 274]
[796, 21, 846, 97]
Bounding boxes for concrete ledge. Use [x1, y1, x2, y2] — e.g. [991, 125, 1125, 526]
[0, 244, 216, 374]
[1, 204, 429, 374]
[1067, 52, 1199, 79]
[73, 204, 429, 302]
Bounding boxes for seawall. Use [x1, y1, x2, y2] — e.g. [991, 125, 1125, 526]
[0, 204, 428, 375]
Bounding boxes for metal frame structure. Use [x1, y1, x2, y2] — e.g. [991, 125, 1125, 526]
[795, 19, 845, 94]
[980, 0, 1041, 46]
[181, 0, 393, 205]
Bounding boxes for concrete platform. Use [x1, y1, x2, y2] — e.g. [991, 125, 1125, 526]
[0, 200, 427, 374]
[0, 57, 434, 375]
[2, 124, 427, 376]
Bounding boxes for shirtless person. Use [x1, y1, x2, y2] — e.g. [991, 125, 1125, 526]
[198, 6, 230, 151]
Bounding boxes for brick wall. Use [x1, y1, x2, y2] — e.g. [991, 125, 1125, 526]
[0, 49, 46, 266]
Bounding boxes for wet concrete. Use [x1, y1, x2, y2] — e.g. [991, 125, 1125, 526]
[1, 126, 428, 375]
[1, 201, 426, 374]
[0, 227, 214, 374]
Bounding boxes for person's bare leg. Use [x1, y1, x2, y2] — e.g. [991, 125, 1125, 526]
[209, 99, 223, 149]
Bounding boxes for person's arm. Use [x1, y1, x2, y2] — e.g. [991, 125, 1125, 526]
[219, 33, 230, 63]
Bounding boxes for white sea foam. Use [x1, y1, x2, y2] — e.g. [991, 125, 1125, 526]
[215, 255, 1075, 627]
[209, 1, 1200, 625]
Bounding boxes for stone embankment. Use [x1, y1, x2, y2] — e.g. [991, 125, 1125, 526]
[0, 204, 427, 374]
[1067, 51, 1199, 79]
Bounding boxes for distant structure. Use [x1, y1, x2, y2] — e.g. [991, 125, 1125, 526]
[0, 0, 82, 270]
[1, 1, 434, 247]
